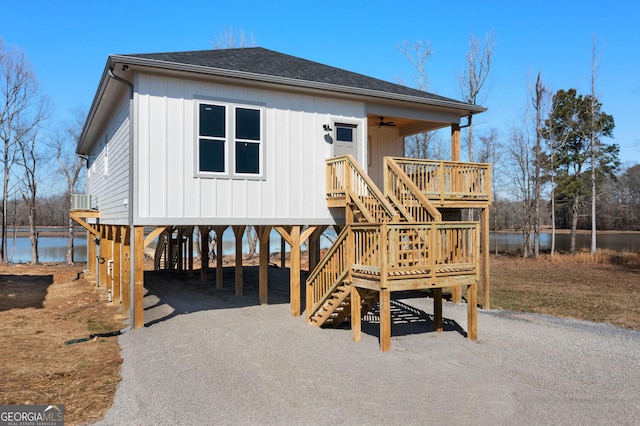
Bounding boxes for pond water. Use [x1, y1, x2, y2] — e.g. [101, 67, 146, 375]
[491, 232, 640, 253]
[3, 229, 638, 264]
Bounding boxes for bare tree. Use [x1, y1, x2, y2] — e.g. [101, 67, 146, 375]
[396, 40, 446, 159]
[507, 126, 534, 257]
[210, 26, 256, 49]
[0, 40, 45, 263]
[530, 71, 550, 257]
[17, 123, 49, 264]
[589, 35, 605, 254]
[477, 128, 503, 254]
[53, 107, 86, 264]
[458, 30, 495, 162]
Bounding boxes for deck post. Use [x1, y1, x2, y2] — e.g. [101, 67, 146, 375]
[121, 227, 131, 317]
[256, 226, 272, 305]
[176, 227, 184, 272]
[380, 289, 391, 352]
[433, 287, 443, 332]
[112, 226, 122, 304]
[87, 231, 96, 282]
[289, 226, 301, 316]
[232, 225, 246, 296]
[308, 226, 326, 273]
[98, 225, 111, 291]
[213, 225, 227, 289]
[451, 123, 461, 162]
[481, 207, 491, 309]
[351, 286, 362, 342]
[187, 226, 194, 277]
[133, 226, 145, 329]
[199, 226, 210, 283]
[467, 283, 478, 340]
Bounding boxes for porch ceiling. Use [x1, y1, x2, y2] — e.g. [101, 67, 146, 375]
[366, 115, 447, 136]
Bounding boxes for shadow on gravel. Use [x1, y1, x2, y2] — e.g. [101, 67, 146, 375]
[142, 266, 295, 327]
[141, 267, 467, 341]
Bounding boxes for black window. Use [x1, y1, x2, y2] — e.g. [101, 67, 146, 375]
[197, 102, 263, 177]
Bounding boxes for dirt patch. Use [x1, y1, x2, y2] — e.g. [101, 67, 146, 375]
[0, 264, 122, 426]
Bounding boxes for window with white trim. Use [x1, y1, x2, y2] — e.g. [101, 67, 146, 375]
[197, 100, 264, 178]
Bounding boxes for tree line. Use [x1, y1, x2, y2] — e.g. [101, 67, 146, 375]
[1, 38, 84, 264]
[2, 32, 638, 265]
[400, 32, 637, 257]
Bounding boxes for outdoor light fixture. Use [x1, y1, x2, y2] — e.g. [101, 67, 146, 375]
[122, 65, 129, 71]
[322, 124, 332, 132]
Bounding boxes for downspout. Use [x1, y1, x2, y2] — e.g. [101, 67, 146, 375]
[108, 66, 135, 332]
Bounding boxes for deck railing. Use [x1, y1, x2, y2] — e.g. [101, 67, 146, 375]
[326, 155, 398, 222]
[389, 157, 491, 204]
[384, 157, 442, 222]
[307, 222, 480, 316]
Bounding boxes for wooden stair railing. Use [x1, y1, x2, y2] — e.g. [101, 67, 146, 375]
[307, 226, 350, 325]
[326, 155, 399, 223]
[384, 157, 442, 222]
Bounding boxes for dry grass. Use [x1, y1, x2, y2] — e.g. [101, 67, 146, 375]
[0, 264, 122, 425]
[490, 251, 640, 330]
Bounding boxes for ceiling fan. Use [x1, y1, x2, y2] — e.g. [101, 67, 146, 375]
[378, 116, 396, 127]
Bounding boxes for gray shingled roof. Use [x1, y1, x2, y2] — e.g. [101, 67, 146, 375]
[120, 47, 476, 108]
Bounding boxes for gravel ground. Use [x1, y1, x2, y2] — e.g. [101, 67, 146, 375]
[95, 269, 640, 425]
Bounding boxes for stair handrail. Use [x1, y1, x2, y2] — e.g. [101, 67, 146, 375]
[306, 225, 351, 319]
[327, 155, 399, 223]
[385, 157, 442, 221]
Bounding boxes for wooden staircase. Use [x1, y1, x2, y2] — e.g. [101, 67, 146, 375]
[308, 155, 489, 349]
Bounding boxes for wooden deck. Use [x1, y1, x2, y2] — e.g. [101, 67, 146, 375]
[309, 155, 489, 351]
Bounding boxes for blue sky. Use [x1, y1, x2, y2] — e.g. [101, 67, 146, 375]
[2, 0, 639, 168]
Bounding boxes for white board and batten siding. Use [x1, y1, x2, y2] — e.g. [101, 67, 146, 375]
[133, 73, 366, 226]
[86, 95, 130, 225]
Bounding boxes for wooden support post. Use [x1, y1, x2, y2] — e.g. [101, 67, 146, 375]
[98, 226, 110, 289]
[451, 123, 461, 162]
[308, 226, 326, 273]
[289, 226, 301, 316]
[167, 227, 174, 270]
[87, 231, 96, 282]
[433, 287, 443, 332]
[199, 226, 210, 283]
[176, 227, 184, 272]
[187, 226, 194, 277]
[481, 207, 491, 309]
[451, 285, 462, 304]
[133, 226, 145, 329]
[351, 286, 362, 342]
[467, 283, 478, 340]
[255, 226, 272, 305]
[275, 226, 317, 317]
[121, 227, 131, 317]
[112, 226, 122, 304]
[380, 289, 391, 352]
[213, 226, 227, 289]
[232, 225, 246, 296]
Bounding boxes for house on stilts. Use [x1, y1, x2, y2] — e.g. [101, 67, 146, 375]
[72, 47, 491, 351]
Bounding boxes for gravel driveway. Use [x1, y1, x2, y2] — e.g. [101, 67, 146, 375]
[95, 269, 640, 425]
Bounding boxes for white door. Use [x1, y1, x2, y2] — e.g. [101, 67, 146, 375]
[332, 123, 358, 161]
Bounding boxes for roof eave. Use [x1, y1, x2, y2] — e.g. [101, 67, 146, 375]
[110, 55, 486, 115]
